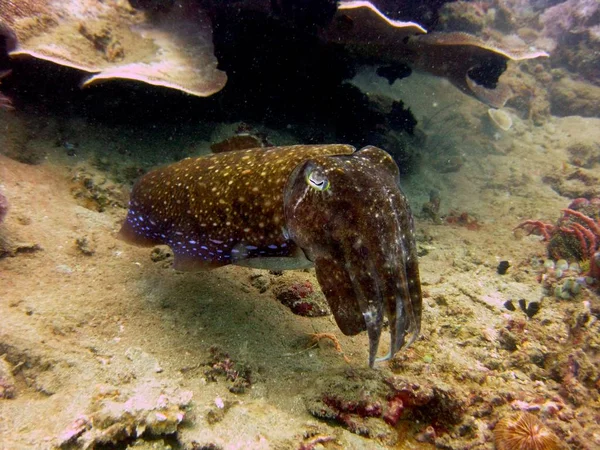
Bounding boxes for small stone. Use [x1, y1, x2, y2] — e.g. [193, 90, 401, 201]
[556, 259, 569, 271]
[75, 237, 95, 256]
[150, 246, 172, 262]
[250, 272, 270, 293]
[497, 260, 510, 275]
[554, 285, 563, 298]
[503, 300, 516, 311]
[525, 302, 540, 318]
[562, 279, 574, 292]
[560, 291, 572, 300]
[555, 268, 563, 278]
[56, 264, 74, 274]
[499, 329, 518, 351]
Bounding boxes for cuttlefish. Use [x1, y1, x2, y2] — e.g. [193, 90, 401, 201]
[119, 144, 422, 367]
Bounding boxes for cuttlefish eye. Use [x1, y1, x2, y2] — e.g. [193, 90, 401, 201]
[306, 169, 330, 191]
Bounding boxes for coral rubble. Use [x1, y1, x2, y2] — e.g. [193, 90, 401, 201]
[55, 382, 192, 449]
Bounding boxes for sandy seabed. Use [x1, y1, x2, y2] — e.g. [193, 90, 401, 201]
[1, 73, 599, 450]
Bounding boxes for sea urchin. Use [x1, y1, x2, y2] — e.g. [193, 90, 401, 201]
[494, 412, 562, 450]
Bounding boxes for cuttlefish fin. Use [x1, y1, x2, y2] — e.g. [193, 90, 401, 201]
[172, 253, 225, 271]
[354, 145, 400, 178]
[118, 218, 161, 247]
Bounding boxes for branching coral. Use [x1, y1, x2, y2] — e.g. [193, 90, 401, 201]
[515, 198, 600, 281]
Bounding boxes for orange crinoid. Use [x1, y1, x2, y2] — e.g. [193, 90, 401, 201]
[494, 412, 562, 450]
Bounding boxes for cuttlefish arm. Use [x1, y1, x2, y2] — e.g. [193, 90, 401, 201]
[284, 146, 422, 366]
[119, 144, 422, 367]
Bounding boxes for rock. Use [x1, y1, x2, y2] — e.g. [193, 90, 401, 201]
[0, 235, 42, 258]
[568, 141, 600, 168]
[75, 236, 96, 256]
[249, 271, 270, 293]
[55, 382, 192, 448]
[0, 355, 17, 399]
[550, 77, 600, 117]
[0, 191, 7, 223]
[272, 279, 331, 317]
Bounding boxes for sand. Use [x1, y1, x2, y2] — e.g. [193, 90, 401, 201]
[1, 72, 599, 450]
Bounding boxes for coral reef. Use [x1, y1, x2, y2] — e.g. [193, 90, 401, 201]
[438, 1, 487, 34]
[540, 0, 600, 84]
[540, 0, 599, 46]
[502, 63, 551, 124]
[515, 198, 600, 282]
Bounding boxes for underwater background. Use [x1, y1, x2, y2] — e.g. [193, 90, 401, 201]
[0, 1, 599, 449]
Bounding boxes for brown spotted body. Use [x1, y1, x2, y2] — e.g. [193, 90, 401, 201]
[120, 145, 353, 270]
[120, 144, 422, 367]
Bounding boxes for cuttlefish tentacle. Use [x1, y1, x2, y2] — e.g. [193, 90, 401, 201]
[119, 144, 423, 367]
[354, 258, 386, 368]
[377, 184, 422, 361]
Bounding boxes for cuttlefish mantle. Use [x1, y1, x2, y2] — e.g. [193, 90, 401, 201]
[119, 144, 422, 367]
